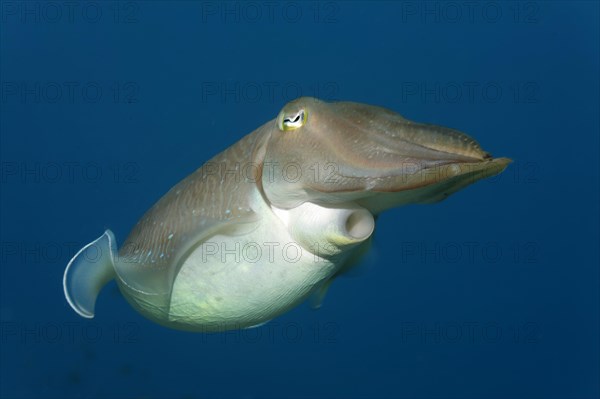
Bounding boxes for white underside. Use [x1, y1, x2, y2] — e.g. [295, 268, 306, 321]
[167, 194, 344, 331]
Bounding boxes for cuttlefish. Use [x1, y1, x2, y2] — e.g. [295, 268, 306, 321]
[63, 97, 510, 332]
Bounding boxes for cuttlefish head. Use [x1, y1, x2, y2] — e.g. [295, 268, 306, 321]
[261, 97, 511, 214]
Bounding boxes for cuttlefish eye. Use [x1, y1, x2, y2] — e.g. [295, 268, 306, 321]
[277, 108, 307, 131]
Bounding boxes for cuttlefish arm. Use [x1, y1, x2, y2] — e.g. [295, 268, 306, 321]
[261, 98, 510, 212]
[260, 98, 511, 307]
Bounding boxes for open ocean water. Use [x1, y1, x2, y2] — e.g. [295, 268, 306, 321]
[0, 1, 598, 398]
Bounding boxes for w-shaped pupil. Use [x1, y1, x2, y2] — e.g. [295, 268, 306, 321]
[286, 113, 301, 123]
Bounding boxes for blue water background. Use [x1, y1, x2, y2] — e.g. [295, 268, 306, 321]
[1, 2, 598, 398]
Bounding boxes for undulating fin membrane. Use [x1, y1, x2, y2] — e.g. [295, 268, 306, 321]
[310, 279, 334, 310]
[63, 230, 117, 318]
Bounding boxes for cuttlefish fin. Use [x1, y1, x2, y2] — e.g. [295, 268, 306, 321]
[63, 230, 117, 318]
[310, 278, 335, 310]
[244, 319, 272, 329]
[309, 235, 375, 310]
[336, 234, 376, 278]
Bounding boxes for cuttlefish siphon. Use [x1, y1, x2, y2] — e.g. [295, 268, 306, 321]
[63, 97, 510, 332]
